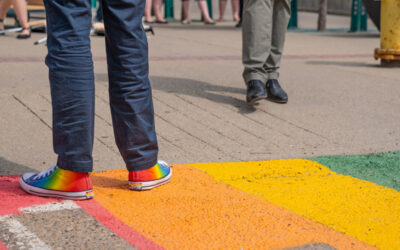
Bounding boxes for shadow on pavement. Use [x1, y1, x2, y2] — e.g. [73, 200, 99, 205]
[150, 75, 257, 114]
[306, 60, 380, 68]
[0, 157, 37, 176]
[95, 74, 257, 114]
[320, 32, 380, 39]
[91, 174, 128, 190]
[151, 23, 239, 31]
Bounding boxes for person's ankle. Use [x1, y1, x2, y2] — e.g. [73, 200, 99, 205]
[21, 27, 30, 34]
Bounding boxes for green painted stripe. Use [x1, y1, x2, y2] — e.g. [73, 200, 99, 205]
[309, 151, 400, 191]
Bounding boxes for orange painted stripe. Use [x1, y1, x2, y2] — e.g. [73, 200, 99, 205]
[91, 165, 374, 249]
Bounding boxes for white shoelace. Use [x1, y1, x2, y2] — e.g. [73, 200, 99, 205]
[33, 166, 57, 180]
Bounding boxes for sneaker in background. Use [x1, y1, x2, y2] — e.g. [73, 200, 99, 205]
[129, 160, 172, 191]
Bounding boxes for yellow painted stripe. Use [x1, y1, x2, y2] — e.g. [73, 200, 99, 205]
[192, 159, 400, 250]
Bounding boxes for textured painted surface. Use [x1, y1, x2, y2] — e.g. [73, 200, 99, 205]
[76, 199, 163, 250]
[310, 151, 400, 191]
[91, 165, 373, 250]
[0, 240, 7, 250]
[10, 209, 134, 250]
[0, 176, 60, 216]
[192, 160, 400, 250]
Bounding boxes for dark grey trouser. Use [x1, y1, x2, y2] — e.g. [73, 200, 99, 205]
[44, 0, 158, 172]
[242, 0, 291, 84]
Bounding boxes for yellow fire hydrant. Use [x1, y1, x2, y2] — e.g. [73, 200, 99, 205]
[374, 0, 400, 66]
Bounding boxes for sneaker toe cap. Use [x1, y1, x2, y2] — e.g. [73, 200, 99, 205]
[21, 173, 35, 181]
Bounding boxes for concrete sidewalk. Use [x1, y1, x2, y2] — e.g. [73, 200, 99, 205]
[0, 12, 398, 174]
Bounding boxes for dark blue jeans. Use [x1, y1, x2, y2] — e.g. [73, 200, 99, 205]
[43, 0, 158, 172]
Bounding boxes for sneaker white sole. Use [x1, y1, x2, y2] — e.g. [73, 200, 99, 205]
[129, 169, 172, 191]
[19, 177, 94, 200]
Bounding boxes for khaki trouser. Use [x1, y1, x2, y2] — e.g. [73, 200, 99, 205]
[242, 0, 291, 84]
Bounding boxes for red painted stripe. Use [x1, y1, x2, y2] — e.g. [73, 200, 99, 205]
[0, 176, 60, 216]
[0, 240, 7, 250]
[76, 199, 164, 250]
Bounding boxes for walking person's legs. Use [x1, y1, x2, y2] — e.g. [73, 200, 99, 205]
[20, 0, 95, 199]
[218, 0, 227, 22]
[0, 0, 12, 31]
[144, 0, 153, 22]
[153, 0, 167, 23]
[197, 0, 215, 24]
[181, 0, 191, 23]
[231, 0, 239, 22]
[102, 0, 171, 190]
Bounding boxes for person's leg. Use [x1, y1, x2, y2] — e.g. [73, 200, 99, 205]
[0, 0, 12, 30]
[181, 0, 190, 23]
[239, 0, 243, 20]
[144, 0, 153, 22]
[263, 0, 290, 103]
[102, 0, 158, 172]
[231, 0, 239, 22]
[197, 0, 214, 24]
[218, 0, 227, 22]
[19, 0, 94, 199]
[153, 0, 166, 22]
[45, 0, 95, 173]
[242, 0, 272, 84]
[235, 0, 243, 27]
[102, 0, 171, 190]
[11, 0, 30, 37]
[264, 0, 291, 79]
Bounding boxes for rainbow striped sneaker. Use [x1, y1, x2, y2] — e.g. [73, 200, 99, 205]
[129, 160, 172, 190]
[20, 166, 94, 200]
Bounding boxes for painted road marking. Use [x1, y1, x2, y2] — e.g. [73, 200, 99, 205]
[0, 240, 7, 250]
[76, 199, 163, 250]
[0, 176, 60, 216]
[90, 166, 373, 249]
[0, 216, 51, 250]
[16, 206, 134, 249]
[193, 159, 400, 250]
[20, 200, 80, 213]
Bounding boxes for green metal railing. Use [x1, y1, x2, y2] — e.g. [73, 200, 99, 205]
[288, 0, 298, 29]
[165, 0, 174, 19]
[350, 0, 368, 31]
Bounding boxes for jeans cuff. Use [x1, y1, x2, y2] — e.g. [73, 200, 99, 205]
[57, 158, 93, 172]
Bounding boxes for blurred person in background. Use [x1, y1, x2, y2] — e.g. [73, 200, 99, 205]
[242, 0, 290, 104]
[181, 0, 215, 25]
[218, 0, 239, 22]
[235, 0, 243, 27]
[0, 0, 31, 38]
[144, 0, 168, 24]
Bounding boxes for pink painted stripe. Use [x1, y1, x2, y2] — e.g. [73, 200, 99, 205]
[0, 176, 61, 216]
[0, 54, 372, 63]
[76, 199, 164, 250]
[0, 240, 7, 250]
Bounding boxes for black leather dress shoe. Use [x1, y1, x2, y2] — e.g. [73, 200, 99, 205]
[266, 79, 288, 103]
[246, 80, 267, 104]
